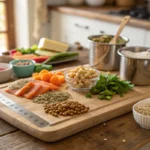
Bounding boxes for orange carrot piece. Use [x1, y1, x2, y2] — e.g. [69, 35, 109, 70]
[32, 73, 39, 77]
[33, 75, 41, 80]
[41, 73, 51, 82]
[24, 83, 42, 99]
[50, 75, 61, 86]
[58, 75, 65, 83]
[15, 82, 34, 96]
[39, 70, 49, 76]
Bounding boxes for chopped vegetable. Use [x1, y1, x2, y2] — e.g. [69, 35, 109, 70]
[16, 45, 38, 54]
[90, 74, 134, 100]
[43, 52, 79, 64]
[34, 64, 52, 72]
[32, 70, 65, 86]
[35, 49, 59, 56]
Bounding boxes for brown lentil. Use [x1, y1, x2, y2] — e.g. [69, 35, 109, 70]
[44, 101, 89, 117]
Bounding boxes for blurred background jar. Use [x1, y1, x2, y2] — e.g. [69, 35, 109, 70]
[85, 0, 106, 6]
[68, 0, 85, 6]
[116, 0, 135, 6]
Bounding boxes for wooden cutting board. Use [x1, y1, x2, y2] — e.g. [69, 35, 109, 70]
[0, 68, 150, 142]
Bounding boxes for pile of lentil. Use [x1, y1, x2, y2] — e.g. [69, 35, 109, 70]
[8, 79, 32, 90]
[33, 91, 71, 104]
[135, 103, 150, 116]
[44, 101, 89, 117]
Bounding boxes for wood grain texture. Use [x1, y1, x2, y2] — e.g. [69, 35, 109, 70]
[0, 119, 17, 136]
[49, 6, 150, 30]
[0, 113, 150, 150]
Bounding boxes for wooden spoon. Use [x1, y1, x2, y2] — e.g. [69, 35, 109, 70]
[109, 15, 131, 44]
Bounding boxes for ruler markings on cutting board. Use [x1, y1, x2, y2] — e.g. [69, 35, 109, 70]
[0, 93, 50, 128]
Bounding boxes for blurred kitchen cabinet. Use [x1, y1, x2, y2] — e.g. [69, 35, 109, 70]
[50, 11, 146, 47]
[144, 31, 150, 47]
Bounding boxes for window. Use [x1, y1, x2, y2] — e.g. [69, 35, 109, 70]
[0, 0, 15, 54]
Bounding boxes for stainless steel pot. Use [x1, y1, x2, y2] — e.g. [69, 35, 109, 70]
[118, 46, 150, 86]
[88, 35, 129, 71]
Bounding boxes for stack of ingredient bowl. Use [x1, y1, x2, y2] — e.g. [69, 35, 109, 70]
[88, 35, 129, 71]
[118, 46, 150, 85]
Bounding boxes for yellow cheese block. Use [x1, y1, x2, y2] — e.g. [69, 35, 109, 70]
[38, 38, 69, 52]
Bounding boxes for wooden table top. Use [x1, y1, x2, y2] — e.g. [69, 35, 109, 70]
[0, 49, 150, 150]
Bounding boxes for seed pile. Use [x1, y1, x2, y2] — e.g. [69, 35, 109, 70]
[33, 91, 71, 104]
[44, 101, 89, 117]
[135, 103, 150, 116]
[8, 79, 32, 90]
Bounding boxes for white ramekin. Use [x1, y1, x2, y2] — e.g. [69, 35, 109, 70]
[133, 98, 150, 129]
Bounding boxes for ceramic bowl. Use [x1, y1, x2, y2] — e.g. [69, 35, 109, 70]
[10, 59, 35, 78]
[133, 99, 150, 129]
[0, 63, 12, 83]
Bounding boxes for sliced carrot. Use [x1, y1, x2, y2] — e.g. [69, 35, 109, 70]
[50, 75, 61, 86]
[55, 72, 64, 76]
[32, 73, 39, 77]
[15, 82, 34, 96]
[41, 73, 51, 82]
[58, 75, 65, 83]
[24, 83, 42, 99]
[35, 80, 59, 90]
[33, 75, 41, 80]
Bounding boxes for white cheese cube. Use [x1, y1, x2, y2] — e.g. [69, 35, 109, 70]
[38, 38, 69, 52]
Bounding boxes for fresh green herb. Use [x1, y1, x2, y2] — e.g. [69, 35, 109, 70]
[90, 74, 134, 100]
[85, 93, 92, 98]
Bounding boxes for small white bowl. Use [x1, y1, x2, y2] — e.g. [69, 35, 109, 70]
[133, 99, 150, 129]
[0, 63, 12, 83]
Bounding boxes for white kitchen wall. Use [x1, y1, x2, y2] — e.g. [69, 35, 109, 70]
[14, 0, 30, 48]
[14, 0, 53, 48]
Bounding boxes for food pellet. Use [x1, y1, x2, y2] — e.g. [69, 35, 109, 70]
[44, 101, 89, 117]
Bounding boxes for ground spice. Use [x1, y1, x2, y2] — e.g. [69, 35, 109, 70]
[8, 79, 32, 90]
[135, 103, 150, 116]
[33, 91, 71, 104]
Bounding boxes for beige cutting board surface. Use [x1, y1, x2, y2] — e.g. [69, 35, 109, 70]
[0, 70, 150, 142]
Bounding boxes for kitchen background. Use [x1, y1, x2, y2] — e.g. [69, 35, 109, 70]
[5, 0, 150, 51]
